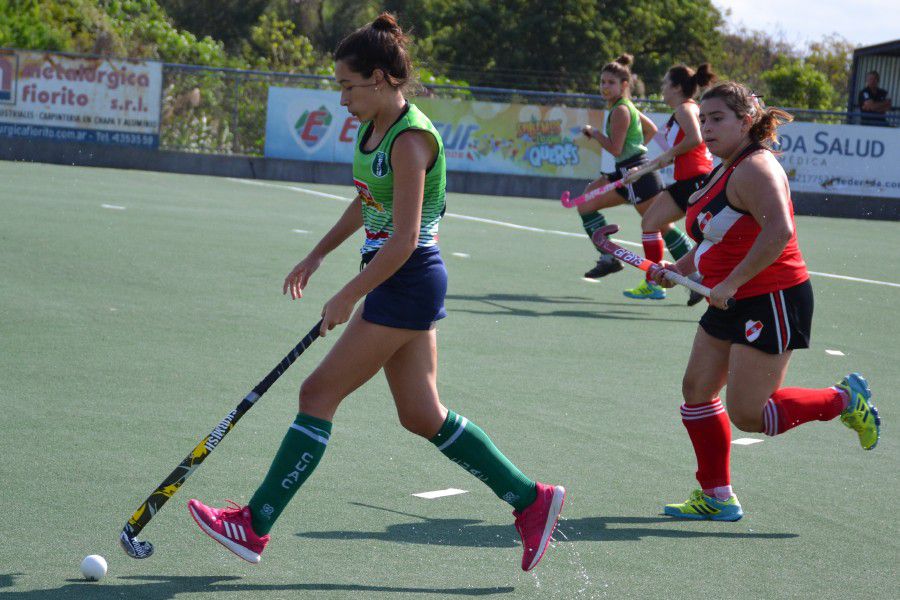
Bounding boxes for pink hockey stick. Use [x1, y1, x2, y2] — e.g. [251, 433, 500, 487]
[590, 224, 735, 308]
[560, 179, 623, 208]
[560, 160, 662, 208]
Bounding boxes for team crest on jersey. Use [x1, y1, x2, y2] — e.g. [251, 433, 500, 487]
[371, 151, 389, 177]
[745, 320, 763, 342]
[698, 211, 713, 233]
[353, 178, 385, 212]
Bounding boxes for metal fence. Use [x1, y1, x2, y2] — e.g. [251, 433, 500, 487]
[161, 62, 899, 156]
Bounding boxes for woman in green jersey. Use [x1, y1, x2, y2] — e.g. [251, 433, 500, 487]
[187, 13, 565, 572]
[578, 55, 695, 302]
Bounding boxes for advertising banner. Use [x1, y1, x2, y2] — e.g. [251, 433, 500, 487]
[771, 121, 900, 198]
[0, 49, 162, 148]
[265, 87, 607, 179]
[264, 87, 360, 163]
[264, 86, 900, 198]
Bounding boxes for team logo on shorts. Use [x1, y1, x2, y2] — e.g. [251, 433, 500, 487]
[745, 320, 763, 342]
[372, 151, 389, 177]
[698, 211, 713, 233]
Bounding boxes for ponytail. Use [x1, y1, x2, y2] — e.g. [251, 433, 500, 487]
[667, 63, 717, 99]
[749, 106, 794, 147]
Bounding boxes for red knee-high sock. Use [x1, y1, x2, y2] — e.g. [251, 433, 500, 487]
[642, 231, 664, 281]
[681, 398, 731, 492]
[762, 387, 846, 436]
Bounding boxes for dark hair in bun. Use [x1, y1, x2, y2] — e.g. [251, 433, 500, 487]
[334, 12, 414, 91]
[602, 53, 634, 83]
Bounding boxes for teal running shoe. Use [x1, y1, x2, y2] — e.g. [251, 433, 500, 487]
[664, 489, 743, 521]
[836, 373, 880, 450]
[623, 279, 666, 300]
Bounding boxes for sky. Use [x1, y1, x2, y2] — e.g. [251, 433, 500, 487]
[714, 0, 900, 48]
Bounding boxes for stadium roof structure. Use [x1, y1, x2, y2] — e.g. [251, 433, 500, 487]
[853, 39, 900, 57]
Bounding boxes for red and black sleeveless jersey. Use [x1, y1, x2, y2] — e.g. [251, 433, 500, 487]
[664, 102, 713, 181]
[686, 143, 808, 299]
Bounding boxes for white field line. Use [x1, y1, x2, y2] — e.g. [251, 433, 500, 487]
[412, 488, 468, 499]
[101, 204, 126, 210]
[732, 438, 764, 446]
[227, 178, 900, 289]
[806, 271, 900, 288]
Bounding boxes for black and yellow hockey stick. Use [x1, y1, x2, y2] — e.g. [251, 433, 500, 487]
[119, 320, 323, 558]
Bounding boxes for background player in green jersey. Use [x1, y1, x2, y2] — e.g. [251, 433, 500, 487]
[579, 55, 694, 300]
[187, 12, 565, 572]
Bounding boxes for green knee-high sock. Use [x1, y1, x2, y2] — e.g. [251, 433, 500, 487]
[580, 211, 608, 251]
[248, 412, 332, 535]
[430, 410, 537, 511]
[663, 227, 693, 260]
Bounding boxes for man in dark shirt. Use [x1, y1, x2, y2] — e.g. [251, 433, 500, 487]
[858, 71, 891, 127]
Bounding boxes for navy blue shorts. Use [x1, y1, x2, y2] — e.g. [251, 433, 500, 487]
[604, 154, 665, 205]
[666, 173, 708, 212]
[361, 245, 448, 330]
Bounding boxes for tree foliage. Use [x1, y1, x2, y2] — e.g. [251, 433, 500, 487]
[376, 0, 723, 93]
[805, 34, 855, 109]
[715, 26, 797, 95]
[240, 14, 326, 74]
[159, 0, 270, 53]
[0, 0, 228, 65]
[762, 58, 835, 111]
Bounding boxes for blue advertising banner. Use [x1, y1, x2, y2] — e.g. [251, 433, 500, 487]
[264, 86, 900, 198]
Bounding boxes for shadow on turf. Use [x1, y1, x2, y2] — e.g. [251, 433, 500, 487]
[295, 503, 798, 548]
[0, 575, 513, 598]
[445, 293, 698, 323]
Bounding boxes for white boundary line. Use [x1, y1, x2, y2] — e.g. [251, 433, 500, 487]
[412, 488, 468, 499]
[227, 178, 900, 289]
[732, 438, 764, 446]
[807, 271, 900, 289]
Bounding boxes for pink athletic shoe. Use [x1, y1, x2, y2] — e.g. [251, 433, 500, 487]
[188, 499, 270, 563]
[513, 482, 566, 571]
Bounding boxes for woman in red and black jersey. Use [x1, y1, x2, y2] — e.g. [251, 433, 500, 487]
[652, 82, 880, 520]
[638, 63, 716, 305]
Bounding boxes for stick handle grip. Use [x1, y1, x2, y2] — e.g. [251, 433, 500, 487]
[657, 268, 735, 309]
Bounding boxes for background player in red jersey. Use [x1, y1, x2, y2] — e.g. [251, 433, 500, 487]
[652, 82, 881, 520]
[634, 63, 717, 305]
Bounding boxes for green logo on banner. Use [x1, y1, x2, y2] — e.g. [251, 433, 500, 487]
[372, 151, 389, 177]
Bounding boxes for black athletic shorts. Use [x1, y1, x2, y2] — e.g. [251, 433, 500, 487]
[699, 279, 813, 355]
[604, 154, 665, 205]
[666, 174, 708, 212]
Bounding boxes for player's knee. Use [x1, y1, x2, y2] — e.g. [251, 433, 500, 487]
[681, 377, 715, 405]
[298, 377, 338, 418]
[397, 407, 443, 439]
[727, 406, 764, 433]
